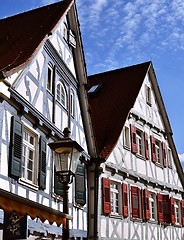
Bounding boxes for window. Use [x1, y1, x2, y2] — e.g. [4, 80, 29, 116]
[22, 127, 38, 184]
[146, 85, 151, 105]
[110, 182, 120, 214]
[102, 178, 122, 216]
[9, 116, 47, 189]
[131, 125, 148, 158]
[167, 148, 172, 168]
[70, 90, 75, 117]
[149, 192, 157, 221]
[123, 126, 130, 148]
[56, 82, 67, 108]
[47, 65, 53, 92]
[174, 199, 180, 224]
[151, 136, 164, 165]
[155, 140, 162, 164]
[136, 130, 144, 156]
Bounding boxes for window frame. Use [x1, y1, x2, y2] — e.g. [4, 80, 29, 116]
[174, 199, 181, 225]
[47, 65, 54, 93]
[135, 128, 145, 158]
[149, 192, 157, 221]
[110, 181, 122, 215]
[167, 148, 172, 168]
[146, 85, 152, 106]
[56, 82, 67, 108]
[70, 89, 75, 117]
[123, 126, 130, 149]
[21, 125, 39, 186]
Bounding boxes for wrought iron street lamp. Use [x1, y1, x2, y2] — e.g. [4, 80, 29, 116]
[48, 127, 84, 240]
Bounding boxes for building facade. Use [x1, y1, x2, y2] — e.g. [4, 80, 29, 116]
[87, 62, 184, 240]
[0, 0, 94, 239]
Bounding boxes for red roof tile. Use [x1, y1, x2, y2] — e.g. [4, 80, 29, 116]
[88, 61, 151, 159]
[0, 0, 73, 77]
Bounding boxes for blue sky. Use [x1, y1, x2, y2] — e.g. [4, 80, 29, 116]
[1, 0, 184, 165]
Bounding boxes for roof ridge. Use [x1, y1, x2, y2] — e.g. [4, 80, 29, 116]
[0, 0, 70, 21]
[88, 61, 151, 78]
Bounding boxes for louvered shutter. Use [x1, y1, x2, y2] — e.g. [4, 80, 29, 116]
[181, 199, 184, 226]
[102, 178, 111, 215]
[131, 125, 137, 154]
[151, 136, 157, 163]
[142, 190, 145, 220]
[163, 195, 170, 223]
[38, 136, 47, 189]
[170, 197, 175, 225]
[131, 186, 140, 218]
[144, 189, 150, 220]
[9, 116, 23, 179]
[162, 142, 167, 167]
[157, 193, 164, 223]
[54, 172, 63, 196]
[75, 164, 86, 206]
[144, 132, 149, 159]
[122, 183, 128, 217]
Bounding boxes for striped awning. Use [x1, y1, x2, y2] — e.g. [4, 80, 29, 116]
[0, 189, 72, 226]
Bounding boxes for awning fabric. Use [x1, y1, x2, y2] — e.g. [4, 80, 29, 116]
[0, 190, 72, 226]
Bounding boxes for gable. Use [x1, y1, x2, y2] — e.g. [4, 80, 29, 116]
[0, 0, 73, 78]
[106, 69, 184, 190]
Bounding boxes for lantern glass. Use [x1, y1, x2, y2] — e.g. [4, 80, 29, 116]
[54, 146, 80, 175]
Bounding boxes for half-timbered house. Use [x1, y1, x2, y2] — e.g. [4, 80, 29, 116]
[87, 61, 184, 240]
[0, 0, 95, 239]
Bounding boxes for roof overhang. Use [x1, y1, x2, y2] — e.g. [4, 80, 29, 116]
[0, 189, 72, 226]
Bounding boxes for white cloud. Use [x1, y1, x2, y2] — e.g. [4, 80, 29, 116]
[178, 154, 184, 169]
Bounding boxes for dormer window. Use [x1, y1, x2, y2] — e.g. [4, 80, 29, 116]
[56, 82, 67, 108]
[146, 86, 151, 106]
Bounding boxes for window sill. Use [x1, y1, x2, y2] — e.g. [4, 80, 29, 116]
[52, 192, 63, 202]
[173, 223, 182, 228]
[74, 203, 86, 209]
[148, 219, 158, 224]
[124, 145, 131, 151]
[109, 214, 122, 219]
[155, 162, 164, 168]
[136, 153, 146, 160]
[146, 101, 152, 107]
[18, 178, 39, 191]
[131, 217, 143, 222]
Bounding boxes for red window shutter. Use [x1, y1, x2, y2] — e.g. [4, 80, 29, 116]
[181, 199, 184, 226]
[131, 125, 138, 154]
[151, 136, 157, 163]
[162, 142, 167, 167]
[131, 186, 140, 218]
[122, 183, 128, 218]
[144, 189, 150, 220]
[170, 197, 175, 225]
[141, 190, 145, 220]
[144, 132, 149, 160]
[163, 195, 170, 223]
[102, 178, 111, 215]
[157, 193, 164, 223]
[142, 189, 150, 221]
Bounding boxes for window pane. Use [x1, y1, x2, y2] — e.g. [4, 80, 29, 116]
[23, 128, 37, 184]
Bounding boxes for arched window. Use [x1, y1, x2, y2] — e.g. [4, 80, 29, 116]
[56, 82, 67, 108]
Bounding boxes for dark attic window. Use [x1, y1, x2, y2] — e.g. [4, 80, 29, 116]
[88, 84, 101, 94]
